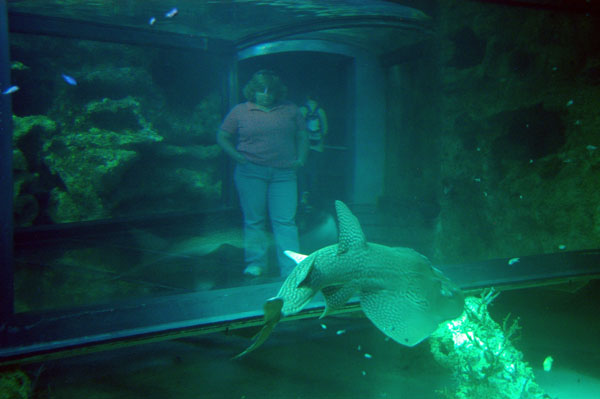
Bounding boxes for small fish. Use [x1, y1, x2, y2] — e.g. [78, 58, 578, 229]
[165, 8, 178, 18]
[2, 85, 19, 95]
[336, 329, 346, 335]
[320, 324, 327, 330]
[543, 356, 553, 372]
[508, 257, 520, 266]
[11, 61, 29, 70]
[61, 74, 77, 86]
[566, 99, 574, 107]
[586, 145, 597, 151]
[149, 17, 156, 25]
[364, 353, 372, 359]
[558, 244, 566, 250]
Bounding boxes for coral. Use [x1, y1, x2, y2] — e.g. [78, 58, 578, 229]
[188, 93, 222, 143]
[0, 369, 31, 399]
[430, 290, 546, 399]
[10, 33, 226, 224]
[39, 93, 223, 222]
[11, 115, 57, 226]
[42, 96, 163, 222]
[12, 115, 56, 142]
[430, 2, 600, 263]
[47, 186, 104, 223]
[157, 92, 222, 145]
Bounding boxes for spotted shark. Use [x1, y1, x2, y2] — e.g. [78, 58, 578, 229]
[235, 200, 464, 358]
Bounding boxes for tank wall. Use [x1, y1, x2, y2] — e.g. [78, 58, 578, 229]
[384, 1, 600, 264]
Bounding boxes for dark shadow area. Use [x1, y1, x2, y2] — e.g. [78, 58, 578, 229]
[492, 103, 566, 163]
[447, 26, 486, 69]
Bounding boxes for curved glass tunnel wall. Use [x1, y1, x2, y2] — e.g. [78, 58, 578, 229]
[237, 40, 386, 207]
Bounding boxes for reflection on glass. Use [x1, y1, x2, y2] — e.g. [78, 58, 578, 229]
[11, 33, 228, 311]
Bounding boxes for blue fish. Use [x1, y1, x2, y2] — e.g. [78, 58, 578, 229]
[165, 7, 178, 18]
[2, 85, 19, 95]
[61, 74, 77, 86]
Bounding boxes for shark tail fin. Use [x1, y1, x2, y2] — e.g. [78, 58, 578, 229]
[233, 297, 283, 359]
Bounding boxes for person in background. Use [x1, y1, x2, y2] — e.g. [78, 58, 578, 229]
[217, 70, 309, 277]
[298, 94, 329, 211]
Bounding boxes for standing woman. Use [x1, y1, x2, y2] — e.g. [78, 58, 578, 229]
[217, 70, 309, 277]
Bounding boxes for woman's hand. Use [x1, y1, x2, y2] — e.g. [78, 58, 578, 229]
[217, 129, 247, 164]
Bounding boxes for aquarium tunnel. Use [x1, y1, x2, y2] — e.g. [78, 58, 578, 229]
[0, 0, 441, 361]
[1, 1, 600, 398]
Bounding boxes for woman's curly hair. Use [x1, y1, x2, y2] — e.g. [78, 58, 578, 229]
[243, 70, 288, 103]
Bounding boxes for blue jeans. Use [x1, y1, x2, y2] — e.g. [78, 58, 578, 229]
[234, 162, 299, 276]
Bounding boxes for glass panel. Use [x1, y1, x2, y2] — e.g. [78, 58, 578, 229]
[11, 33, 229, 311]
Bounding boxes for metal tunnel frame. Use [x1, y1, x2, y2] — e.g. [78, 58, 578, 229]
[0, 0, 15, 320]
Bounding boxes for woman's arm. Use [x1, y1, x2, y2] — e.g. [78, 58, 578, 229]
[216, 129, 247, 164]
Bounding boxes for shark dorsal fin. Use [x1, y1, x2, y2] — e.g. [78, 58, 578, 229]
[335, 200, 367, 254]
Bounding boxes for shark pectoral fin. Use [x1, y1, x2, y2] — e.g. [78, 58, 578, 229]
[292, 255, 316, 289]
[320, 284, 356, 319]
[233, 297, 283, 359]
[360, 289, 438, 347]
[284, 250, 309, 265]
